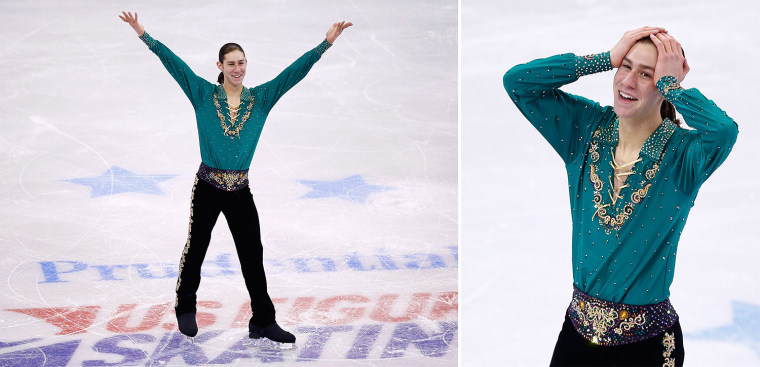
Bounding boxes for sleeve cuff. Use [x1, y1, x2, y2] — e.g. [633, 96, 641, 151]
[656, 76, 683, 102]
[316, 39, 332, 55]
[138, 31, 156, 48]
[574, 52, 612, 78]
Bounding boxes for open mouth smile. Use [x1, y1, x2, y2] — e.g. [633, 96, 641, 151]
[619, 91, 637, 101]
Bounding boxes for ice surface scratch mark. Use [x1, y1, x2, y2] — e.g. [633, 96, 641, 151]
[28, 116, 113, 246]
[73, 36, 107, 104]
[0, 20, 57, 58]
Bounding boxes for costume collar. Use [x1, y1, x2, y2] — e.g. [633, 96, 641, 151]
[216, 84, 253, 102]
[597, 117, 676, 160]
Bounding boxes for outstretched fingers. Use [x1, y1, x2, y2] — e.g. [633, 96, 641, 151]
[119, 11, 137, 25]
[326, 20, 352, 44]
[119, 11, 145, 36]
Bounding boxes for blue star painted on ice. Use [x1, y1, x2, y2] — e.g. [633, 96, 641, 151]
[686, 301, 760, 357]
[298, 174, 392, 204]
[63, 166, 176, 197]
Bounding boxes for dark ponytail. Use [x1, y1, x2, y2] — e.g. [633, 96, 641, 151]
[217, 42, 245, 85]
[660, 100, 681, 127]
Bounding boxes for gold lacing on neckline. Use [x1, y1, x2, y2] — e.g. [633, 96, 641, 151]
[213, 92, 254, 138]
[589, 129, 662, 232]
[608, 147, 642, 205]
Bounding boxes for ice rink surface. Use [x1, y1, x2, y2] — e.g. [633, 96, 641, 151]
[0, 1, 457, 366]
[462, 0, 760, 365]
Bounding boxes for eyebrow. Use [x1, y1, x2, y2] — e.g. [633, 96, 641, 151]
[622, 57, 655, 72]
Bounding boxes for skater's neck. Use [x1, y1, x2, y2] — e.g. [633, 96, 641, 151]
[223, 83, 243, 98]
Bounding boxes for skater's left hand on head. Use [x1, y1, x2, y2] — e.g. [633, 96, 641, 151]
[326, 21, 353, 44]
[650, 32, 689, 84]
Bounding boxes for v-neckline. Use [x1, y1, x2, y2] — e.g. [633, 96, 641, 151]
[588, 117, 677, 232]
[213, 85, 255, 138]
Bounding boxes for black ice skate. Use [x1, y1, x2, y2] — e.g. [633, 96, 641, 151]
[248, 321, 296, 350]
[176, 312, 198, 342]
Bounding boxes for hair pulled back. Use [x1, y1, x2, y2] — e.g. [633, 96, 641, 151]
[634, 37, 684, 127]
[217, 43, 245, 84]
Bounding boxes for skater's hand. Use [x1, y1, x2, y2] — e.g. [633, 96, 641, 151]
[119, 11, 145, 37]
[326, 21, 353, 44]
[650, 32, 689, 84]
[610, 26, 667, 68]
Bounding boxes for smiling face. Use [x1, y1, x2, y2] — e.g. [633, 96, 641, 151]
[613, 41, 664, 122]
[217, 50, 247, 86]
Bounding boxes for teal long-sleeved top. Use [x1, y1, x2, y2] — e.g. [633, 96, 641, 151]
[503, 52, 738, 305]
[139, 32, 331, 171]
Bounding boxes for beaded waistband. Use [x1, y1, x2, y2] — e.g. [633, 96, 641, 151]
[196, 163, 249, 191]
[568, 286, 677, 346]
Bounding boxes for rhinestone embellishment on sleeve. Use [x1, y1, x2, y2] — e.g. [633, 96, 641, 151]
[575, 52, 612, 78]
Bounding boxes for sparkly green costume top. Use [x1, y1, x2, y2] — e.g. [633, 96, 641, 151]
[503, 52, 738, 305]
[139, 32, 331, 171]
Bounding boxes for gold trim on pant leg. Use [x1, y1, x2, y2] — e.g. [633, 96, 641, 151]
[175, 176, 199, 309]
[662, 331, 676, 367]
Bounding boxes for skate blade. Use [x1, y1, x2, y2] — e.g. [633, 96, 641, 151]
[246, 337, 296, 351]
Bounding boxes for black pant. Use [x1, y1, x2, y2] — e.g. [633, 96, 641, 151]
[174, 177, 275, 328]
[550, 312, 685, 367]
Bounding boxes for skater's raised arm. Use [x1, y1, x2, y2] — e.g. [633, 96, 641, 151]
[503, 27, 668, 164]
[503, 52, 611, 163]
[256, 21, 353, 112]
[120, 11, 210, 108]
[648, 32, 738, 193]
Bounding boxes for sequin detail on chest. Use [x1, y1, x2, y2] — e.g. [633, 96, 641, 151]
[213, 93, 254, 138]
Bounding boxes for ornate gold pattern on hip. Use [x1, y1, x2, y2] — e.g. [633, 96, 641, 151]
[568, 287, 678, 346]
[197, 163, 248, 191]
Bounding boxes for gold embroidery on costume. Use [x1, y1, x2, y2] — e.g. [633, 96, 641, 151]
[568, 287, 678, 346]
[645, 165, 659, 180]
[588, 124, 664, 232]
[213, 93, 254, 138]
[175, 176, 199, 308]
[570, 297, 647, 344]
[209, 170, 248, 190]
[197, 163, 248, 191]
[662, 331, 676, 367]
[615, 313, 647, 334]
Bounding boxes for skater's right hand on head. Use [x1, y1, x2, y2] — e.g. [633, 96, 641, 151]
[650, 32, 689, 84]
[609, 26, 667, 68]
[119, 11, 145, 36]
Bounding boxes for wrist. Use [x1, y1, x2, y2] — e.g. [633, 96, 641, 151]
[575, 52, 612, 78]
[316, 39, 332, 55]
[656, 76, 683, 102]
